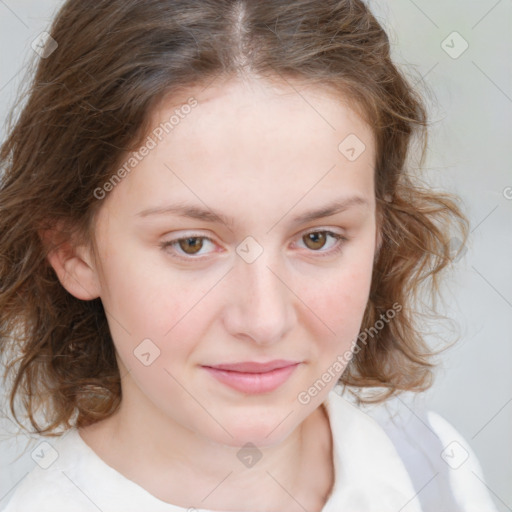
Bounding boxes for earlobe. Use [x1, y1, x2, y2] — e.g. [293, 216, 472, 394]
[41, 230, 101, 301]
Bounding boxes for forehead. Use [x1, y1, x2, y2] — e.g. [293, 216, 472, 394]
[104, 77, 376, 222]
[151, 77, 374, 154]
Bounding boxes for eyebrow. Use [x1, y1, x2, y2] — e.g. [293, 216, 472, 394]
[136, 195, 369, 228]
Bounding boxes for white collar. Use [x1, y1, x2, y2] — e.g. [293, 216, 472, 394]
[321, 389, 423, 511]
[44, 390, 424, 512]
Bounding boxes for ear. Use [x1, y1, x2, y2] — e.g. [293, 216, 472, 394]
[40, 227, 101, 301]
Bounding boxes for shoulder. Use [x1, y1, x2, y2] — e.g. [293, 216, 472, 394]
[324, 389, 424, 512]
[363, 393, 499, 512]
[2, 430, 102, 512]
[1, 428, 186, 512]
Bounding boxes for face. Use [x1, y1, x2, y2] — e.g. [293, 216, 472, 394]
[90, 77, 378, 447]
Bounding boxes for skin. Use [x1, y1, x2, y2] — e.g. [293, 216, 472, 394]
[48, 76, 380, 512]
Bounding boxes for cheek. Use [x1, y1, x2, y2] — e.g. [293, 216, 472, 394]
[96, 244, 225, 380]
[311, 273, 370, 335]
[97, 222, 374, 369]
[299, 256, 374, 358]
[97, 243, 208, 337]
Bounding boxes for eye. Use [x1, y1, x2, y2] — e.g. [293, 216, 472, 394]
[160, 235, 216, 259]
[296, 230, 347, 256]
[160, 229, 348, 262]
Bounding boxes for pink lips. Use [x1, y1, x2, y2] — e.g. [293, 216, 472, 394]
[202, 360, 300, 394]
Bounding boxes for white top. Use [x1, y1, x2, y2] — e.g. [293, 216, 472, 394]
[1, 389, 499, 512]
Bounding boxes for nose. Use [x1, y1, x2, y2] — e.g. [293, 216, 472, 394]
[222, 250, 296, 347]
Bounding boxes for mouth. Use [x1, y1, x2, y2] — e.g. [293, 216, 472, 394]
[201, 360, 301, 394]
[205, 360, 300, 373]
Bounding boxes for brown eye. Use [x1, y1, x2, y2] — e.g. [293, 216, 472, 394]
[297, 230, 347, 257]
[160, 234, 217, 261]
[178, 237, 204, 255]
[303, 231, 328, 250]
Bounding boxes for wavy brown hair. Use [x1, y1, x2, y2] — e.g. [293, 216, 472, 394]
[0, 0, 468, 435]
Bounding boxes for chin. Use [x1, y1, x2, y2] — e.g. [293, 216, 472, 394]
[203, 406, 303, 448]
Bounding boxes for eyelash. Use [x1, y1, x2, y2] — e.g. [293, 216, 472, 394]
[159, 230, 348, 262]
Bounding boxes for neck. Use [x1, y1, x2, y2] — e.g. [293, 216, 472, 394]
[79, 373, 334, 512]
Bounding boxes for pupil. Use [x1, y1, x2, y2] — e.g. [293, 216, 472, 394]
[306, 232, 326, 250]
[180, 237, 202, 254]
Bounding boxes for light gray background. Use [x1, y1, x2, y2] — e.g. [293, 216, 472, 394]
[0, 0, 511, 510]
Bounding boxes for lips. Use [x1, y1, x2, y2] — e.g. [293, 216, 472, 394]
[201, 360, 301, 394]
[205, 360, 299, 373]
